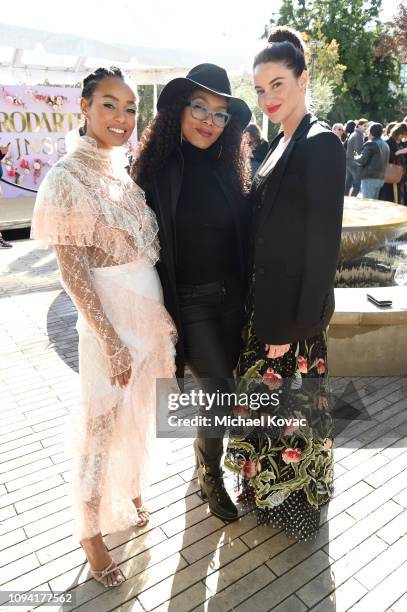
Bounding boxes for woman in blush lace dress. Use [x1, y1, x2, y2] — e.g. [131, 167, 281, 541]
[31, 67, 176, 587]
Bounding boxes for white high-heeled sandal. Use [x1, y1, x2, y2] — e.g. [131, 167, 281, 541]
[90, 558, 126, 587]
[135, 505, 150, 526]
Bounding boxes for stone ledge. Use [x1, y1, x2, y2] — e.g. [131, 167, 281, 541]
[329, 287, 407, 376]
[332, 287, 407, 326]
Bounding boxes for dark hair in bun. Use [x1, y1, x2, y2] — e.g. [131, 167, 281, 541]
[254, 26, 307, 77]
[80, 66, 125, 135]
[81, 66, 124, 101]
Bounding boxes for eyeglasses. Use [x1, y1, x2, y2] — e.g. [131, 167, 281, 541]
[187, 101, 231, 128]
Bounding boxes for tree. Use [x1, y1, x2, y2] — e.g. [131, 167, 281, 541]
[231, 74, 261, 125]
[305, 27, 346, 119]
[372, 3, 407, 63]
[263, 0, 404, 122]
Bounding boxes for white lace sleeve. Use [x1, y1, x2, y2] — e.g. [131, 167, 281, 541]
[54, 244, 132, 378]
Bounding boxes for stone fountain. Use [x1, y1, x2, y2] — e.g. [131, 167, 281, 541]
[340, 196, 407, 264]
[329, 196, 407, 376]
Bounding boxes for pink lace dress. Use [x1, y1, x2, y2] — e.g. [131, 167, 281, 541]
[31, 132, 176, 539]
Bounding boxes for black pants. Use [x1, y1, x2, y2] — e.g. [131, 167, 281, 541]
[178, 277, 244, 468]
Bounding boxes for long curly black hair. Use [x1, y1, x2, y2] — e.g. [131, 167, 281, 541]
[132, 90, 251, 195]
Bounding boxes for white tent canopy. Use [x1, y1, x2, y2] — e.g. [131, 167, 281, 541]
[0, 22, 252, 86]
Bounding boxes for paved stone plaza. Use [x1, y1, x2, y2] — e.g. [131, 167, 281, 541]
[1, 239, 407, 611]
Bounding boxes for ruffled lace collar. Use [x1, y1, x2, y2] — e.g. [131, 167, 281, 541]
[65, 129, 129, 170]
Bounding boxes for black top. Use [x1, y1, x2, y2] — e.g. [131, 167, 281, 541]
[253, 140, 269, 164]
[140, 145, 251, 378]
[386, 137, 399, 164]
[175, 141, 239, 284]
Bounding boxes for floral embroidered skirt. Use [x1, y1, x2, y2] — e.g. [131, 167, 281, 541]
[225, 289, 334, 541]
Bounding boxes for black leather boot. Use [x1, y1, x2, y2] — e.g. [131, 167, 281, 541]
[197, 464, 238, 521]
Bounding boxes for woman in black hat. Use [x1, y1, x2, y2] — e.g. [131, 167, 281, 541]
[224, 27, 345, 541]
[132, 64, 251, 521]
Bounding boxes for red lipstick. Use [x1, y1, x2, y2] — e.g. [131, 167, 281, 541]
[266, 104, 282, 114]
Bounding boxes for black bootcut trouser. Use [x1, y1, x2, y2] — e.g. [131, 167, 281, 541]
[177, 276, 244, 469]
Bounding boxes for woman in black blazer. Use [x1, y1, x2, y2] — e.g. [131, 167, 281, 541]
[225, 27, 345, 540]
[133, 64, 252, 522]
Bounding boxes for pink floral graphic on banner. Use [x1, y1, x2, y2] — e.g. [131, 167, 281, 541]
[0, 85, 82, 197]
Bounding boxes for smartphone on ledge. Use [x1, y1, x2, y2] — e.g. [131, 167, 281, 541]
[366, 293, 392, 308]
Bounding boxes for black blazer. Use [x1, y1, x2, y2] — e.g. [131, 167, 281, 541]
[140, 148, 251, 378]
[253, 113, 345, 344]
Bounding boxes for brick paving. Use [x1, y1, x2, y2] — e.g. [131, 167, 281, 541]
[0, 238, 407, 611]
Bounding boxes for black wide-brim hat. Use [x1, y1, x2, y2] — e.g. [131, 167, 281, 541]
[157, 63, 252, 129]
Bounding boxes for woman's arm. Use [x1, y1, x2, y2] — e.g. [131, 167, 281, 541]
[54, 244, 132, 384]
[297, 131, 345, 327]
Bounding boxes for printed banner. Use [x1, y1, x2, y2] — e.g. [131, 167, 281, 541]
[0, 85, 82, 197]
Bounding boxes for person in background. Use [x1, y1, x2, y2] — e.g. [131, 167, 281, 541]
[345, 117, 369, 196]
[384, 122, 397, 140]
[244, 123, 268, 163]
[343, 120, 356, 155]
[379, 122, 407, 203]
[332, 122, 345, 141]
[355, 122, 390, 200]
[400, 122, 407, 204]
[0, 231, 12, 249]
[0, 142, 8, 169]
[0, 142, 13, 248]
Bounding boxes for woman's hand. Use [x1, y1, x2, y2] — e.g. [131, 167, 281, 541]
[111, 365, 132, 388]
[106, 344, 133, 387]
[265, 344, 291, 359]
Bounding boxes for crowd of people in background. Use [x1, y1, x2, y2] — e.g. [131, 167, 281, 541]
[244, 115, 407, 205]
[333, 117, 407, 204]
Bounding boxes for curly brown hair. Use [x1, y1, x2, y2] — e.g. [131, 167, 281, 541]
[132, 91, 250, 194]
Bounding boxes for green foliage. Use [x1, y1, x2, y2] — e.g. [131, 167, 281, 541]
[264, 0, 404, 123]
[310, 77, 335, 119]
[136, 85, 154, 138]
[231, 74, 280, 140]
[306, 26, 346, 118]
[310, 27, 346, 89]
[231, 74, 261, 125]
[136, 84, 165, 139]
